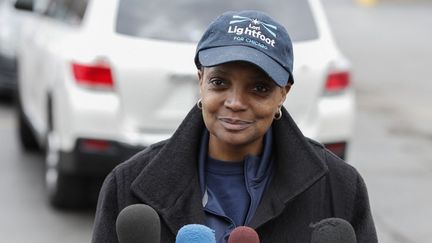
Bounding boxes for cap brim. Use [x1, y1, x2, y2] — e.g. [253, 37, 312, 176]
[198, 45, 290, 87]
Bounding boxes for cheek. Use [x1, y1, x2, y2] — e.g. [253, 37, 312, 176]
[201, 91, 223, 112]
[253, 100, 279, 118]
[200, 94, 220, 126]
[256, 108, 276, 129]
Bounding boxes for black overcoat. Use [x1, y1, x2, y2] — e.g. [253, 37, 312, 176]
[92, 106, 378, 243]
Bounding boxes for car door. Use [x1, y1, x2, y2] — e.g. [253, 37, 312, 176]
[18, 0, 82, 138]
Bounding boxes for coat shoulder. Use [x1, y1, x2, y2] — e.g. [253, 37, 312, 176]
[112, 139, 168, 183]
[306, 137, 359, 179]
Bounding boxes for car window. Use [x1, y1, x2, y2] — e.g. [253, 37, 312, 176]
[115, 0, 318, 43]
[44, 0, 88, 25]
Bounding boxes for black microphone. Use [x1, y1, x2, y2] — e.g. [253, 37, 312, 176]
[175, 224, 216, 243]
[116, 204, 160, 243]
[228, 226, 260, 243]
[310, 218, 356, 243]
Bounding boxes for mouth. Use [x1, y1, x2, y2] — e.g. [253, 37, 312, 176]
[218, 117, 254, 131]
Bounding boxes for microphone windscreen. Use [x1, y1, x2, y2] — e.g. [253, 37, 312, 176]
[116, 204, 160, 243]
[228, 226, 260, 243]
[310, 218, 357, 243]
[175, 224, 216, 243]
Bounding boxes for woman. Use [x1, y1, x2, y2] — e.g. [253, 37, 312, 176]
[92, 10, 377, 243]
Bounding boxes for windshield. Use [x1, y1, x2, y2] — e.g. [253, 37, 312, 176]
[115, 0, 318, 43]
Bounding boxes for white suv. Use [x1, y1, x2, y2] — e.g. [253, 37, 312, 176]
[16, 0, 354, 207]
[0, 0, 40, 96]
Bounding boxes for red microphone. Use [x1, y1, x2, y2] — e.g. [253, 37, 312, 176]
[228, 226, 260, 243]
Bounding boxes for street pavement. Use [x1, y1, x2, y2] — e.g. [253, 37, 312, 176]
[0, 1, 431, 242]
[0, 101, 94, 243]
[324, 0, 432, 242]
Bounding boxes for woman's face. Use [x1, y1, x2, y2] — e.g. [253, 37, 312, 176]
[198, 61, 291, 158]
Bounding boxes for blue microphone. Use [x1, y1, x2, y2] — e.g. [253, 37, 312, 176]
[175, 224, 216, 243]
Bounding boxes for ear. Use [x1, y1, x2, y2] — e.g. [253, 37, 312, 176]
[197, 69, 203, 86]
[197, 69, 205, 96]
[279, 83, 292, 105]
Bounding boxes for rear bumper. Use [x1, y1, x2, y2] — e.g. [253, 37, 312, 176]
[298, 90, 355, 145]
[0, 54, 17, 93]
[57, 138, 145, 176]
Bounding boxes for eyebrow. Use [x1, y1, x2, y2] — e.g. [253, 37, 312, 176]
[253, 74, 273, 82]
[206, 68, 230, 76]
[248, 73, 275, 85]
[205, 66, 274, 84]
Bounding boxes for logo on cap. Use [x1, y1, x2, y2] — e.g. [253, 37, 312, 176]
[229, 15, 278, 37]
[227, 15, 277, 49]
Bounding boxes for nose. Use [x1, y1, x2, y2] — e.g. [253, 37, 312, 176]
[224, 88, 247, 111]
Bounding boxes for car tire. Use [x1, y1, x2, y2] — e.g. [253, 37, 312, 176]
[16, 98, 40, 151]
[45, 130, 87, 208]
[47, 171, 87, 208]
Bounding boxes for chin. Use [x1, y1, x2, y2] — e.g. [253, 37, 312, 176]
[219, 132, 260, 148]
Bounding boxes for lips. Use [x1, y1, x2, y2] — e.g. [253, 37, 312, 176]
[218, 117, 254, 131]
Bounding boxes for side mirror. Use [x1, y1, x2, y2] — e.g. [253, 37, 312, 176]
[14, 0, 34, 12]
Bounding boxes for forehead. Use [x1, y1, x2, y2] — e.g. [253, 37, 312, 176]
[204, 61, 271, 79]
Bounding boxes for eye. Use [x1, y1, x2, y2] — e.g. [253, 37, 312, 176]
[252, 83, 271, 93]
[209, 78, 227, 87]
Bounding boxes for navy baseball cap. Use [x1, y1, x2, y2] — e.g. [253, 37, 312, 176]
[195, 10, 294, 86]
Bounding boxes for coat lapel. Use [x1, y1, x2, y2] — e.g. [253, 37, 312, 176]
[130, 107, 207, 235]
[249, 107, 328, 228]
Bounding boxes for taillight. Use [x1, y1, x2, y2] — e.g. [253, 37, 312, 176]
[72, 62, 114, 89]
[324, 142, 347, 159]
[325, 71, 350, 93]
[79, 139, 111, 152]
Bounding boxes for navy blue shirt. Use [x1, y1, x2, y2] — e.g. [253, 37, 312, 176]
[206, 157, 250, 227]
[199, 129, 275, 242]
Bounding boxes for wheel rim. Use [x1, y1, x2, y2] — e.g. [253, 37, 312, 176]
[45, 131, 60, 197]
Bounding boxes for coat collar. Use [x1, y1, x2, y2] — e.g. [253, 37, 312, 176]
[130, 106, 328, 234]
[249, 107, 329, 228]
[130, 106, 206, 235]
